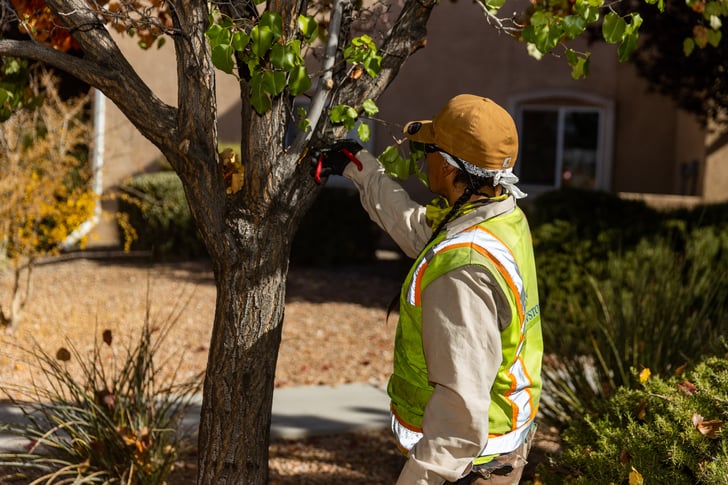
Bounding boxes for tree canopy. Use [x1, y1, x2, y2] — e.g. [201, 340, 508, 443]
[625, 0, 728, 125]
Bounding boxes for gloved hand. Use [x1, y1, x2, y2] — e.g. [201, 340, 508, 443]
[310, 139, 364, 184]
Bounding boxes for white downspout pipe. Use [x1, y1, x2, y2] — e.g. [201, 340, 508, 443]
[61, 88, 105, 250]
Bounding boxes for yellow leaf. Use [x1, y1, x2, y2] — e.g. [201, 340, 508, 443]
[629, 466, 644, 485]
[639, 368, 651, 383]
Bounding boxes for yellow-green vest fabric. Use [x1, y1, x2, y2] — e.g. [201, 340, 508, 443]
[387, 205, 543, 462]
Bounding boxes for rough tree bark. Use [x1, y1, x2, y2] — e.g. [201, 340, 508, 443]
[0, 0, 436, 482]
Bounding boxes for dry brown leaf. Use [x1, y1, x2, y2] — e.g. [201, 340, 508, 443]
[677, 380, 696, 396]
[103, 329, 113, 346]
[692, 413, 723, 439]
[56, 347, 71, 361]
[619, 448, 631, 465]
[349, 65, 364, 80]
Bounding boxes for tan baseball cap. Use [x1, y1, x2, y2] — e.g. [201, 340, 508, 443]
[403, 94, 519, 171]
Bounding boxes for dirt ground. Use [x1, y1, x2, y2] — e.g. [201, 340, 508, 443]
[0, 255, 558, 483]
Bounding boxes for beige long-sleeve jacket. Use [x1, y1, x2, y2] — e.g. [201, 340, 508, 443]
[342, 151, 516, 484]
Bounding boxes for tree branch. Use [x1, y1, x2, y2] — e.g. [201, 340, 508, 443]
[39, 0, 178, 149]
[334, 0, 438, 112]
[290, 0, 346, 153]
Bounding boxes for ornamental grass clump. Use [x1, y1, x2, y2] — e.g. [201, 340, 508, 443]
[0, 311, 202, 484]
[539, 224, 728, 428]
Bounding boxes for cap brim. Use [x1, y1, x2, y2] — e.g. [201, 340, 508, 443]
[403, 120, 435, 144]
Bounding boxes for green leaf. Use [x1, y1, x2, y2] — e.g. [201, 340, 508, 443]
[683, 37, 696, 56]
[617, 13, 642, 61]
[211, 44, 235, 74]
[270, 43, 296, 70]
[644, 0, 665, 12]
[330, 104, 358, 130]
[262, 70, 286, 96]
[378, 145, 411, 180]
[297, 117, 311, 133]
[707, 28, 722, 47]
[288, 40, 304, 63]
[574, 0, 600, 22]
[566, 49, 590, 79]
[288, 65, 312, 95]
[602, 12, 627, 44]
[361, 99, 379, 117]
[531, 22, 562, 54]
[232, 31, 250, 51]
[298, 15, 319, 44]
[357, 123, 371, 142]
[2, 58, 22, 75]
[563, 15, 587, 39]
[617, 30, 638, 60]
[344, 35, 380, 67]
[250, 25, 275, 58]
[259, 12, 283, 40]
[249, 73, 271, 114]
[521, 25, 537, 44]
[0, 87, 13, 104]
[362, 55, 382, 78]
[530, 11, 549, 27]
[205, 23, 230, 46]
[484, 0, 506, 12]
[247, 58, 260, 75]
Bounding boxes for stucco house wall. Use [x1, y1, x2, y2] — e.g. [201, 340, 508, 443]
[88, 1, 726, 246]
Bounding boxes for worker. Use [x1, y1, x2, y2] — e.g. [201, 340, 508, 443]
[311, 94, 543, 484]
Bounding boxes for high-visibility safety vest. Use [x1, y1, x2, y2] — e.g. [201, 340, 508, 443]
[387, 205, 543, 465]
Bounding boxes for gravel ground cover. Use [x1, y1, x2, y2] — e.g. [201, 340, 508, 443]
[0, 255, 557, 483]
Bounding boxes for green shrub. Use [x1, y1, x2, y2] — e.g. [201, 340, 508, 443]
[117, 171, 207, 260]
[539, 226, 728, 427]
[538, 356, 728, 484]
[0, 311, 202, 484]
[290, 187, 380, 266]
[527, 190, 728, 428]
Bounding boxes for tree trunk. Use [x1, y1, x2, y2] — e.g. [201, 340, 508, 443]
[197, 213, 294, 484]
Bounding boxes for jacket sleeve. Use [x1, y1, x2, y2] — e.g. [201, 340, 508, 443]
[396, 266, 509, 484]
[342, 150, 431, 258]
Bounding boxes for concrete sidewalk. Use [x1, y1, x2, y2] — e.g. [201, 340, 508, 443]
[1, 383, 391, 452]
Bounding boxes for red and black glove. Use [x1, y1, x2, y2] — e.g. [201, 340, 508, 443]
[310, 139, 364, 184]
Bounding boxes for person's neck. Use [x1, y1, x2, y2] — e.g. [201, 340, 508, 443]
[446, 185, 502, 205]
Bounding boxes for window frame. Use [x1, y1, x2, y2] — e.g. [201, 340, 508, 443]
[508, 91, 614, 194]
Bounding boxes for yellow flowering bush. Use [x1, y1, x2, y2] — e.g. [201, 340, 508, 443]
[0, 70, 95, 328]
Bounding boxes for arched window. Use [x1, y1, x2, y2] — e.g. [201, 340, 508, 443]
[509, 91, 614, 193]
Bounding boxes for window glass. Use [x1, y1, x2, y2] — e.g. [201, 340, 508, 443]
[518, 105, 602, 190]
[520, 109, 558, 186]
[562, 111, 598, 189]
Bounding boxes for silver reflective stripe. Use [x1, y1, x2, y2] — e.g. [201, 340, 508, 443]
[391, 413, 422, 452]
[480, 422, 533, 456]
[406, 228, 526, 314]
[507, 358, 535, 428]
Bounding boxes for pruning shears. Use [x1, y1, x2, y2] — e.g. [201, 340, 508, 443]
[313, 147, 363, 185]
